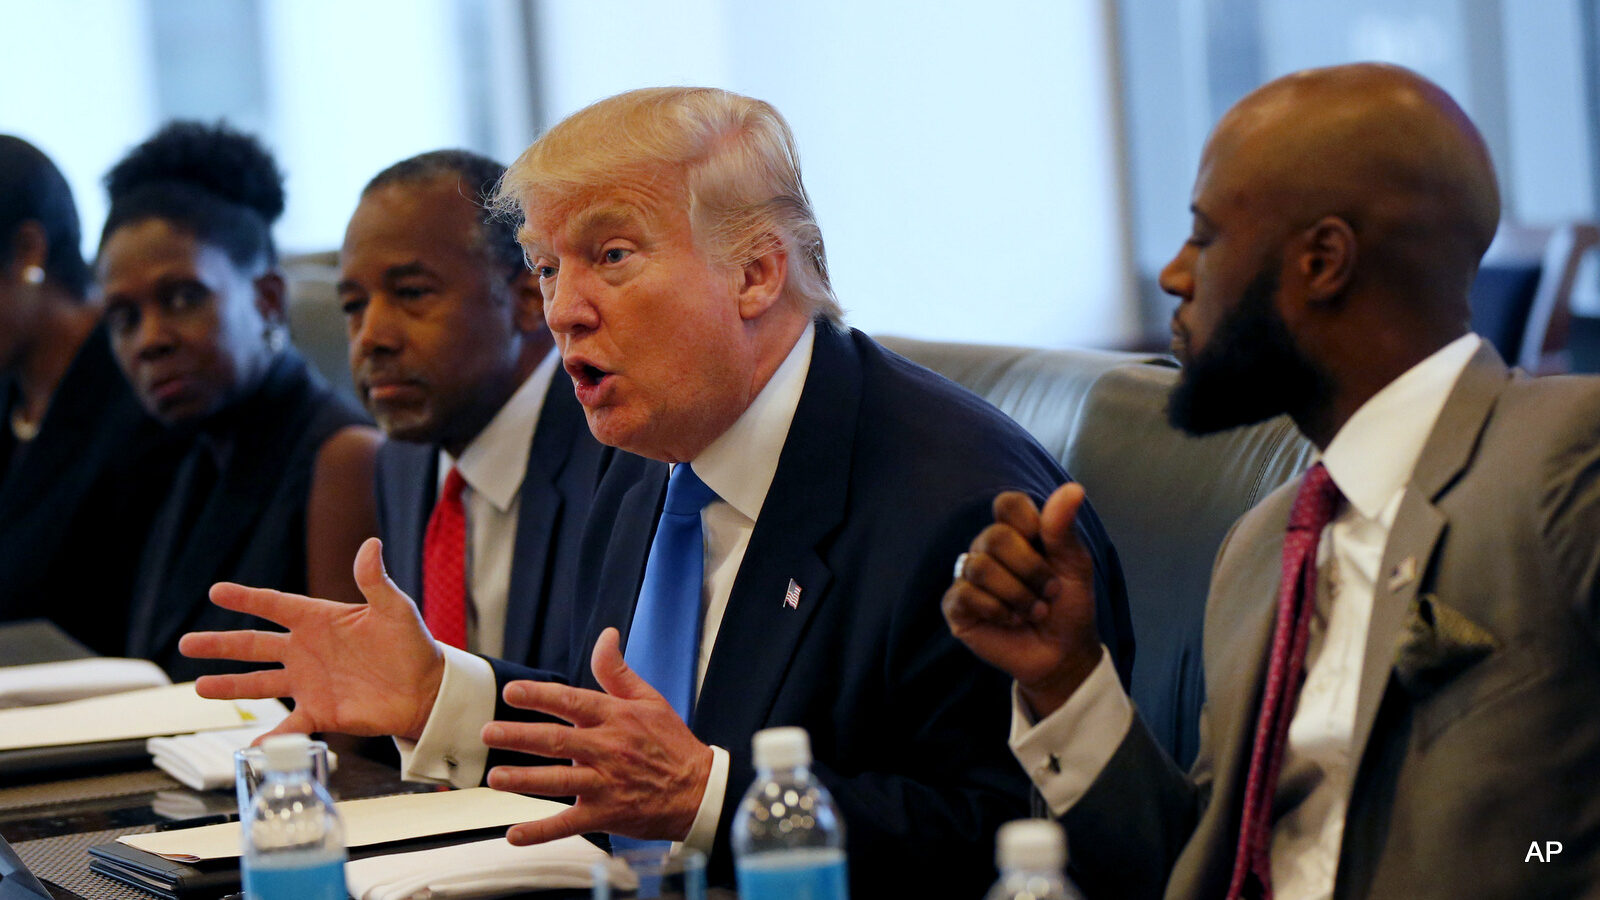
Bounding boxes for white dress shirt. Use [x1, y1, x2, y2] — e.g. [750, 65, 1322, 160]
[437, 349, 560, 659]
[401, 322, 817, 855]
[1011, 334, 1482, 900]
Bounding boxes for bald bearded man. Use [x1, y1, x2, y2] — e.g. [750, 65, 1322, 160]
[944, 64, 1600, 898]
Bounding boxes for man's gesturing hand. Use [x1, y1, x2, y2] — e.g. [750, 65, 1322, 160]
[482, 627, 714, 846]
[178, 537, 446, 742]
[942, 483, 1101, 718]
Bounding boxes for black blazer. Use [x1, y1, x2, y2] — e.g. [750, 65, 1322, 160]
[125, 350, 367, 680]
[0, 326, 184, 656]
[374, 372, 606, 673]
[486, 324, 1134, 897]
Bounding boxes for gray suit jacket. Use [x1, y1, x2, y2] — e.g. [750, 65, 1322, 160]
[1064, 344, 1600, 899]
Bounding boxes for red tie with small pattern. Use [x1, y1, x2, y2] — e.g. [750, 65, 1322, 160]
[422, 466, 469, 650]
[1227, 462, 1342, 900]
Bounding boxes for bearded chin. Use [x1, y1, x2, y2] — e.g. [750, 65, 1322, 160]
[1166, 270, 1332, 436]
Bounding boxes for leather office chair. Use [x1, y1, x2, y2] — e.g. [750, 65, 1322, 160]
[882, 336, 1314, 769]
[1472, 222, 1600, 375]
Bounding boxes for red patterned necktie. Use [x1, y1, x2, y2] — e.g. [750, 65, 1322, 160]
[1227, 462, 1342, 900]
[422, 466, 469, 650]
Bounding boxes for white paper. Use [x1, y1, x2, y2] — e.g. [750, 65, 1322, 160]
[0, 683, 262, 750]
[0, 657, 171, 708]
[120, 788, 570, 862]
[344, 834, 614, 900]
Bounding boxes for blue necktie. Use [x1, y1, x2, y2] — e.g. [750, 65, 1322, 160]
[614, 463, 717, 856]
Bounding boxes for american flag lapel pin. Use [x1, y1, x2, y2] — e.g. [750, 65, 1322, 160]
[1387, 556, 1417, 593]
[783, 578, 802, 610]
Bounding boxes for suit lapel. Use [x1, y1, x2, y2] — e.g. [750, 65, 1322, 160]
[586, 465, 669, 683]
[691, 325, 855, 749]
[1188, 503, 1292, 872]
[503, 378, 584, 658]
[1348, 344, 1507, 775]
[379, 441, 435, 600]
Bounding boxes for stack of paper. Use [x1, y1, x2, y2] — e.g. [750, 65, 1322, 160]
[0, 683, 271, 752]
[0, 657, 169, 708]
[343, 834, 613, 900]
[119, 788, 570, 862]
[92, 789, 583, 900]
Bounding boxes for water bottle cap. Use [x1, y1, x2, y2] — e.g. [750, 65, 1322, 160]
[751, 726, 811, 770]
[996, 819, 1066, 870]
[260, 734, 314, 773]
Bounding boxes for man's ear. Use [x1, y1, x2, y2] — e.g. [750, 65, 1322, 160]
[736, 236, 788, 321]
[509, 267, 545, 333]
[253, 270, 288, 325]
[1297, 215, 1357, 304]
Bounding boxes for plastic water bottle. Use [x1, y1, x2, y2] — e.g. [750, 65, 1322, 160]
[731, 726, 850, 900]
[984, 819, 1085, 900]
[241, 734, 347, 900]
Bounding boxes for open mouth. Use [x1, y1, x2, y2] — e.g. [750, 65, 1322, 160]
[566, 360, 611, 389]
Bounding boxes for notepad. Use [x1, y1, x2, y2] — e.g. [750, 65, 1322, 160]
[0, 683, 260, 751]
[120, 788, 569, 862]
[0, 657, 170, 708]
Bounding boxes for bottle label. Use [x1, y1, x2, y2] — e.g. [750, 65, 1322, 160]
[736, 848, 849, 900]
[242, 854, 347, 900]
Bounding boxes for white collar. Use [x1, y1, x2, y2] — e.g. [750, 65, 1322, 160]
[441, 348, 560, 512]
[1320, 333, 1481, 519]
[684, 321, 816, 522]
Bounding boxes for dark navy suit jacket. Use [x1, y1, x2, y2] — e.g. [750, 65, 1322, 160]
[375, 372, 606, 674]
[484, 324, 1134, 897]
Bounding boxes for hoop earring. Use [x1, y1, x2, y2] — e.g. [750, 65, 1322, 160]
[21, 266, 44, 285]
[264, 323, 288, 355]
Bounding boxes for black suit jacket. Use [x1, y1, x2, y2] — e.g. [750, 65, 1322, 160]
[375, 372, 606, 672]
[125, 350, 368, 680]
[486, 324, 1133, 897]
[0, 325, 184, 655]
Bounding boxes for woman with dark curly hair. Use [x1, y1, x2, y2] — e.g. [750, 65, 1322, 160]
[98, 121, 380, 680]
[0, 135, 182, 655]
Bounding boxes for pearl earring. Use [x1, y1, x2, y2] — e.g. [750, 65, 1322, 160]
[21, 266, 44, 285]
[265, 324, 288, 354]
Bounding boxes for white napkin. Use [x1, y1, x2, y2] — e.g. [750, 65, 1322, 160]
[344, 835, 618, 900]
[0, 657, 170, 708]
[144, 699, 295, 789]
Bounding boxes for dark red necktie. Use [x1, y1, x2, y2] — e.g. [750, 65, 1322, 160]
[1227, 462, 1342, 900]
[422, 466, 469, 650]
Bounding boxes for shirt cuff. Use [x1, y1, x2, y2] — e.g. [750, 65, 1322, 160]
[394, 644, 497, 788]
[674, 744, 730, 854]
[1009, 646, 1133, 816]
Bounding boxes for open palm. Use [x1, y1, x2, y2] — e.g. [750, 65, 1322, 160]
[180, 538, 446, 742]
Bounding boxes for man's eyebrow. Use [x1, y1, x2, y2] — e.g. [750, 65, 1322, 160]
[516, 225, 545, 256]
[336, 262, 432, 296]
[518, 205, 645, 258]
[1189, 205, 1216, 229]
[381, 261, 431, 281]
[569, 206, 641, 236]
